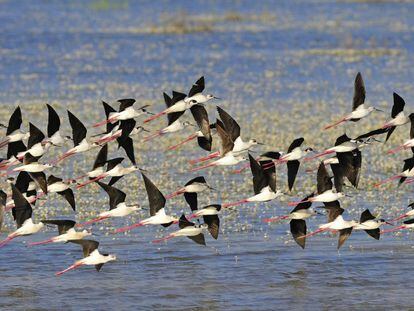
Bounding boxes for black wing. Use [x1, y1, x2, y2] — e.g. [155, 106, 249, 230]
[92, 144, 108, 170]
[15, 171, 32, 193]
[118, 98, 136, 112]
[317, 162, 333, 194]
[338, 227, 353, 249]
[203, 214, 220, 239]
[67, 110, 87, 146]
[352, 72, 365, 110]
[323, 201, 344, 223]
[188, 233, 206, 246]
[360, 209, 376, 223]
[290, 193, 314, 213]
[356, 128, 389, 140]
[106, 157, 124, 172]
[171, 91, 187, 102]
[28, 123, 45, 149]
[260, 160, 277, 193]
[11, 184, 32, 228]
[216, 119, 234, 155]
[102, 101, 118, 133]
[7, 141, 26, 160]
[410, 114, 414, 139]
[391, 92, 405, 118]
[178, 214, 195, 229]
[190, 104, 211, 140]
[184, 192, 198, 211]
[287, 137, 304, 153]
[337, 150, 361, 188]
[335, 134, 351, 146]
[365, 229, 380, 240]
[6, 107, 22, 135]
[97, 182, 127, 210]
[41, 219, 76, 235]
[142, 173, 166, 216]
[197, 136, 212, 151]
[46, 104, 60, 137]
[290, 219, 307, 249]
[287, 160, 300, 191]
[185, 176, 207, 186]
[29, 172, 48, 194]
[217, 107, 240, 142]
[385, 126, 396, 142]
[249, 153, 267, 195]
[188, 76, 205, 97]
[118, 136, 135, 165]
[70, 239, 99, 257]
[330, 163, 344, 192]
[58, 189, 76, 211]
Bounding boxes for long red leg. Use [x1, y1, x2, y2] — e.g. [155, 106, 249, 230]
[76, 174, 107, 189]
[152, 234, 174, 243]
[303, 150, 335, 162]
[298, 228, 327, 239]
[143, 111, 166, 123]
[374, 174, 401, 188]
[391, 214, 409, 222]
[380, 225, 406, 234]
[167, 134, 198, 151]
[93, 116, 117, 128]
[0, 234, 17, 248]
[0, 138, 10, 149]
[323, 117, 348, 130]
[28, 238, 55, 247]
[287, 199, 310, 207]
[165, 188, 185, 199]
[189, 151, 220, 165]
[387, 145, 405, 155]
[189, 162, 216, 172]
[55, 263, 83, 276]
[263, 215, 290, 223]
[222, 199, 249, 208]
[114, 222, 144, 234]
[144, 130, 163, 142]
[77, 215, 110, 227]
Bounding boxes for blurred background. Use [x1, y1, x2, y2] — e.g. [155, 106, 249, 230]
[1, 1, 414, 310]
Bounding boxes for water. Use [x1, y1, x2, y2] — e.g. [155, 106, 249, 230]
[1, 0, 414, 310]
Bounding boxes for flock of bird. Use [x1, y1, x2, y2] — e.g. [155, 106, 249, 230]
[0, 74, 413, 276]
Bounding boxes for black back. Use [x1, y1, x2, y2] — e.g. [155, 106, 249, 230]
[335, 134, 351, 146]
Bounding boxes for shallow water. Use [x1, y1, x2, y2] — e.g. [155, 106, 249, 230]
[1, 0, 414, 310]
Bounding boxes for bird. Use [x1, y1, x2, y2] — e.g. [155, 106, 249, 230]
[190, 119, 247, 172]
[353, 209, 392, 240]
[263, 194, 320, 249]
[233, 151, 282, 174]
[114, 172, 178, 233]
[76, 157, 139, 189]
[144, 92, 195, 142]
[184, 76, 220, 104]
[143, 90, 187, 124]
[46, 175, 76, 211]
[152, 214, 207, 245]
[167, 104, 215, 151]
[190, 107, 261, 164]
[0, 185, 44, 248]
[53, 110, 100, 164]
[330, 148, 361, 192]
[288, 162, 345, 206]
[324, 72, 382, 130]
[304, 134, 362, 161]
[0, 107, 29, 149]
[28, 220, 90, 246]
[390, 202, 414, 222]
[12, 153, 51, 194]
[71, 144, 108, 184]
[18, 123, 47, 160]
[223, 153, 283, 208]
[374, 155, 414, 187]
[387, 113, 414, 154]
[77, 181, 141, 226]
[185, 204, 221, 239]
[381, 92, 410, 142]
[165, 176, 213, 204]
[55, 239, 116, 276]
[44, 103, 68, 147]
[380, 218, 414, 235]
[92, 98, 152, 127]
[298, 214, 357, 249]
[262, 137, 314, 191]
